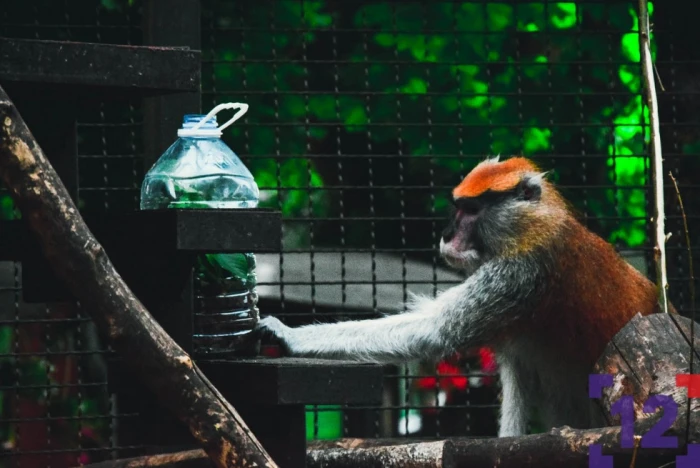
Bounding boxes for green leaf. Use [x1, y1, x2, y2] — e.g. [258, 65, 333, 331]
[401, 78, 428, 95]
[485, 4, 513, 31]
[523, 127, 552, 153]
[0, 194, 18, 220]
[208, 254, 251, 279]
[0, 326, 11, 356]
[375, 33, 394, 47]
[551, 3, 577, 29]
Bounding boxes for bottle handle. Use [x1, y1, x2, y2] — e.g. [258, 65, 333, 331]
[190, 102, 249, 134]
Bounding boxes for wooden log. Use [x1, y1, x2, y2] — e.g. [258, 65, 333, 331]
[593, 312, 700, 424]
[307, 439, 444, 468]
[0, 86, 277, 468]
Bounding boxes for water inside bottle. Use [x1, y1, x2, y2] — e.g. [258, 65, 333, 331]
[141, 174, 259, 210]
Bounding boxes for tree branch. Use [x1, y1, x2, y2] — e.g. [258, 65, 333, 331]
[638, 0, 669, 313]
[0, 85, 277, 468]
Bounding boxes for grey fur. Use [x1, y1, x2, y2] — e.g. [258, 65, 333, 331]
[257, 252, 554, 437]
[259, 254, 545, 363]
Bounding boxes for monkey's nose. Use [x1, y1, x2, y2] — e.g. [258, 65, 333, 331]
[441, 225, 455, 243]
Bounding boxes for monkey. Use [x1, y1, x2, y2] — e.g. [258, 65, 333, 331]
[256, 156, 671, 437]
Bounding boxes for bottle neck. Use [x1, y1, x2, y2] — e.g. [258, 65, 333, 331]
[178, 114, 221, 138]
[178, 133, 221, 140]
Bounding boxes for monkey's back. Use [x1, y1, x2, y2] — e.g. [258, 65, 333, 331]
[535, 220, 662, 369]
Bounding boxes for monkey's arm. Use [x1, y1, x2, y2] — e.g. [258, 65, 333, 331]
[257, 258, 541, 364]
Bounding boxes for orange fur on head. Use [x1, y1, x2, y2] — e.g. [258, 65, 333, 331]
[453, 157, 540, 199]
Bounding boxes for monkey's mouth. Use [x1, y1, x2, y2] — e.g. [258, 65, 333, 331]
[439, 239, 480, 268]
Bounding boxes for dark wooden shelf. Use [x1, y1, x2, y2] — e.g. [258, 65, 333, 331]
[0, 209, 281, 302]
[0, 37, 200, 96]
[0, 209, 281, 259]
[198, 357, 384, 406]
[97, 208, 282, 254]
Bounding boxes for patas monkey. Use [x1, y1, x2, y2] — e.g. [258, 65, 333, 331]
[257, 156, 668, 437]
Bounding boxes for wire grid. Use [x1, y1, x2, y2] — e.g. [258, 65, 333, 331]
[202, 0, 700, 441]
[0, 2, 144, 467]
[0, 0, 698, 465]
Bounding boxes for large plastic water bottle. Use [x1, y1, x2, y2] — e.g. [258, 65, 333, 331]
[140, 103, 260, 356]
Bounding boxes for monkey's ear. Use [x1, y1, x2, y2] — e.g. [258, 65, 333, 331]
[518, 172, 545, 201]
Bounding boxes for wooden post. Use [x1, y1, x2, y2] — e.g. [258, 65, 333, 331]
[593, 312, 700, 424]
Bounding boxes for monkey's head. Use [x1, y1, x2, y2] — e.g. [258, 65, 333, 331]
[440, 156, 566, 272]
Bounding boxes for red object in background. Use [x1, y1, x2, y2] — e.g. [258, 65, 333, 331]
[11, 306, 94, 468]
[676, 374, 700, 398]
[416, 347, 498, 397]
[261, 344, 282, 358]
[478, 347, 497, 386]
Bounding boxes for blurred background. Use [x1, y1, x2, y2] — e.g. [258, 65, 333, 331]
[1, 1, 699, 466]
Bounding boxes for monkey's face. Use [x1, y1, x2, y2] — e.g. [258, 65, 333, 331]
[440, 176, 544, 272]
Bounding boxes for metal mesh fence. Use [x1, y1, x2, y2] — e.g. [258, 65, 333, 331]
[1, 0, 699, 466]
[0, 2, 144, 467]
[202, 0, 700, 441]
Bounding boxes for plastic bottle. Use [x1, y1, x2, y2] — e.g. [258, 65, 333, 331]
[140, 103, 260, 356]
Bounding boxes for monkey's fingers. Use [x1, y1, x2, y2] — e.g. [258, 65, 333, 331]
[255, 316, 293, 355]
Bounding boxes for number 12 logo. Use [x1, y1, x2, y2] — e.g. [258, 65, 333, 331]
[588, 374, 700, 467]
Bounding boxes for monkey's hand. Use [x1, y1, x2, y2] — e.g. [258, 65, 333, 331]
[256, 316, 294, 354]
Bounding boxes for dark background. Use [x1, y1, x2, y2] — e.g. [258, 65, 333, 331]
[0, 1, 699, 466]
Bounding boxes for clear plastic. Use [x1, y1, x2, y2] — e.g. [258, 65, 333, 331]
[140, 113, 261, 356]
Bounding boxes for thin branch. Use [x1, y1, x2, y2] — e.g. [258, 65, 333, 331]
[638, 0, 669, 313]
[649, 22, 666, 91]
[629, 435, 642, 468]
[670, 171, 696, 446]
[653, 63, 666, 92]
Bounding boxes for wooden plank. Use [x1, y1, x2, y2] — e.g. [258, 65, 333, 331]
[0, 37, 200, 93]
[198, 357, 385, 406]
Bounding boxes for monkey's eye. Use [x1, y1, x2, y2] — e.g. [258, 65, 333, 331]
[518, 180, 541, 202]
[455, 198, 482, 215]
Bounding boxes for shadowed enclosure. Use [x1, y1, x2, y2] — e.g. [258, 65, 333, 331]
[0, 1, 699, 467]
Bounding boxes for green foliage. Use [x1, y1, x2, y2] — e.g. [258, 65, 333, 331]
[204, 0, 657, 252]
[0, 326, 11, 357]
[100, 0, 135, 10]
[0, 193, 19, 220]
[605, 4, 655, 247]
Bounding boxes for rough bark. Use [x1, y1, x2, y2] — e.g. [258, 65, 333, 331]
[0, 86, 277, 468]
[307, 439, 444, 468]
[593, 312, 700, 425]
